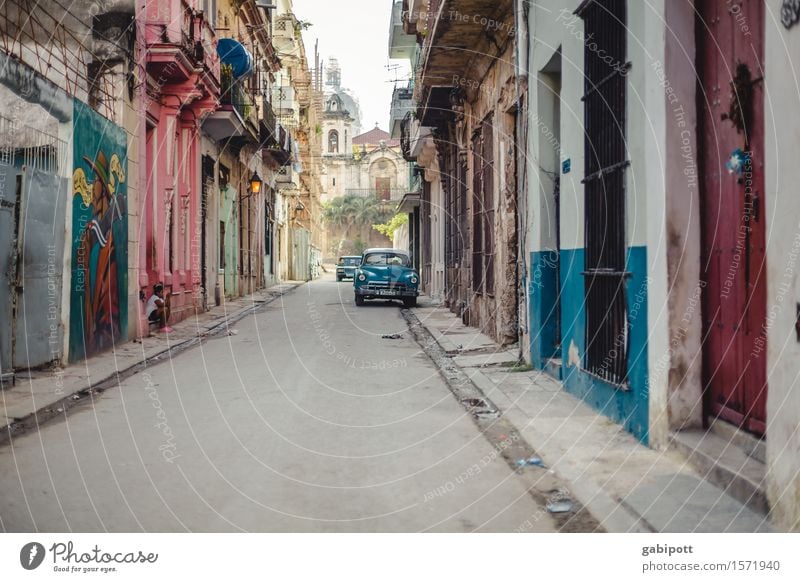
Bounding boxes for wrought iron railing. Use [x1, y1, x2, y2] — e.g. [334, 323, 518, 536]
[345, 188, 405, 201]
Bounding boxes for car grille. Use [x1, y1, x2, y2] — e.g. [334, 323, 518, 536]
[362, 282, 408, 292]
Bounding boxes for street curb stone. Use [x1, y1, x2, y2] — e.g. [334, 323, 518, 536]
[0, 282, 304, 447]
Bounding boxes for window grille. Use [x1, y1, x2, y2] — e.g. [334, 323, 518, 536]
[579, 0, 630, 385]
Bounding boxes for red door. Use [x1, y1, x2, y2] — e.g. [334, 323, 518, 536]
[698, 0, 767, 436]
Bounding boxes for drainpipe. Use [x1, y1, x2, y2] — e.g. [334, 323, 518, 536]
[514, 0, 530, 362]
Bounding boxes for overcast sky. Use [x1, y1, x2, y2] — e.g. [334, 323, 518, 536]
[291, 0, 410, 135]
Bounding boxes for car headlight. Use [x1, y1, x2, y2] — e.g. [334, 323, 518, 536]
[358, 274, 366, 281]
[410, 276, 418, 284]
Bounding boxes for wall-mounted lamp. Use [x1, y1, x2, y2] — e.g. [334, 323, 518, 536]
[250, 171, 262, 194]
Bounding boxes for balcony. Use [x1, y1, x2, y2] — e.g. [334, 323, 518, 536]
[272, 86, 296, 116]
[345, 188, 406, 202]
[390, 84, 414, 139]
[202, 68, 257, 144]
[274, 162, 300, 193]
[144, 0, 206, 84]
[400, 113, 432, 162]
[389, 0, 416, 60]
[402, 0, 428, 35]
[259, 98, 278, 148]
[415, 0, 514, 123]
[272, 15, 297, 43]
[263, 123, 293, 166]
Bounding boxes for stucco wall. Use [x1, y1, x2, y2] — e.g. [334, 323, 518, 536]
[524, 0, 659, 442]
[764, 9, 800, 532]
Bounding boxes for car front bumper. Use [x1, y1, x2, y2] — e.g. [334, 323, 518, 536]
[355, 285, 418, 298]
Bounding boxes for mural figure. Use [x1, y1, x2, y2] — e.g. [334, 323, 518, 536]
[72, 150, 127, 357]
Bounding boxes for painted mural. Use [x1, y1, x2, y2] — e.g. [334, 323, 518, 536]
[69, 100, 128, 362]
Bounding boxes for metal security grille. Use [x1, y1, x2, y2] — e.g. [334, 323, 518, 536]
[444, 144, 465, 268]
[471, 131, 483, 292]
[471, 118, 495, 294]
[482, 120, 495, 296]
[579, 0, 630, 386]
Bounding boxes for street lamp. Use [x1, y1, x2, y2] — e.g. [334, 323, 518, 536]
[250, 171, 262, 194]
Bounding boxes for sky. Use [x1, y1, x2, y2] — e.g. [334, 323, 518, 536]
[291, 0, 410, 136]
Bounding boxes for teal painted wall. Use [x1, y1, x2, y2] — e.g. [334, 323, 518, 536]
[529, 249, 561, 368]
[530, 246, 650, 442]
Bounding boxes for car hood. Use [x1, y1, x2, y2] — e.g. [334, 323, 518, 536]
[359, 264, 414, 281]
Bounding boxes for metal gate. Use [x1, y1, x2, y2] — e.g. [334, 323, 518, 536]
[0, 165, 68, 371]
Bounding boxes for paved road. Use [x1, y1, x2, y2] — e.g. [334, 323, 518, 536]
[0, 276, 557, 532]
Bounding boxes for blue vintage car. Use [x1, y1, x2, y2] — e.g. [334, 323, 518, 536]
[353, 248, 419, 307]
[336, 255, 361, 281]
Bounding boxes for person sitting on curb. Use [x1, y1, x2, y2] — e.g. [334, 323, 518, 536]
[146, 282, 173, 333]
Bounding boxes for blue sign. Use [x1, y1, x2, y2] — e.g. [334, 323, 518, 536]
[562, 158, 571, 174]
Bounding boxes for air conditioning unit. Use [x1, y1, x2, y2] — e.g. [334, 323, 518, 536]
[255, 0, 277, 10]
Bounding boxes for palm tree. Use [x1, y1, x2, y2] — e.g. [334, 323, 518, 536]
[323, 194, 396, 250]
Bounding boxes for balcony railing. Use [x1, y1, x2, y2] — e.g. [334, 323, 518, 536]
[259, 97, 278, 146]
[220, 68, 257, 126]
[345, 188, 406, 201]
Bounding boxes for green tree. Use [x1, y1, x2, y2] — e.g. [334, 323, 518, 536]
[373, 213, 408, 239]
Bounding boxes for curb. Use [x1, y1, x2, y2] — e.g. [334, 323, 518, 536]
[406, 309, 660, 533]
[401, 308, 605, 533]
[0, 282, 304, 447]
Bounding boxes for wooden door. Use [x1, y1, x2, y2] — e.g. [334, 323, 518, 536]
[698, 0, 767, 436]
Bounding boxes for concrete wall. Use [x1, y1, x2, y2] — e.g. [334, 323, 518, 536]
[653, 0, 704, 449]
[524, 0, 663, 442]
[764, 8, 800, 532]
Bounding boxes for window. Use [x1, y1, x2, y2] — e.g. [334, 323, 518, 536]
[376, 177, 391, 200]
[364, 252, 411, 267]
[579, 0, 630, 385]
[328, 129, 339, 153]
[471, 116, 495, 294]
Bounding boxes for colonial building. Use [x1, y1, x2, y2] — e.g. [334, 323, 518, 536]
[0, 0, 137, 370]
[391, 0, 800, 530]
[272, 0, 325, 281]
[395, 0, 521, 333]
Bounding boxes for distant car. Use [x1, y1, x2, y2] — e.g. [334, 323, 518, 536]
[336, 256, 361, 281]
[353, 248, 419, 308]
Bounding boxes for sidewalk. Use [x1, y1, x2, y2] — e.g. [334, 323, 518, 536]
[0, 281, 304, 446]
[410, 301, 774, 533]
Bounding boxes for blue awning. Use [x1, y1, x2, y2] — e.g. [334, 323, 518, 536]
[217, 39, 254, 78]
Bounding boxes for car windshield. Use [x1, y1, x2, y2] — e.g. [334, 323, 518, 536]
[363, 253, 411, 267]
[343, 257, 360, 266]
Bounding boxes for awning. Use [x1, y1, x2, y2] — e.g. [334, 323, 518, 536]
[217, 39, 254, 78]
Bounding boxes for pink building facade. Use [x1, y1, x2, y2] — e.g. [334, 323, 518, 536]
[139, 0, 220, 331]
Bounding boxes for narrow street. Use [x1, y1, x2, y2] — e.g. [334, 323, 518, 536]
[0, 277, 566, 532]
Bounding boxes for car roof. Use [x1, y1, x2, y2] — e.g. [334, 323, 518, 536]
[363, 248, 410, 255]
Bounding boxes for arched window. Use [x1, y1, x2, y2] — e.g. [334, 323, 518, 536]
[328, 130, 339, 154]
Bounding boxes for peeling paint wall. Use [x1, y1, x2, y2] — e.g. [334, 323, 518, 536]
[463, 40, 519, 345]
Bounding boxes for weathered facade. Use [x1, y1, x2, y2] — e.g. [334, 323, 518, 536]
[0, 0, 320, 375]
[272, 0, 325, 281]
[392, 0, 800, 530]
[398, 0, 521, 339]
[0, 0, 137, 369]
